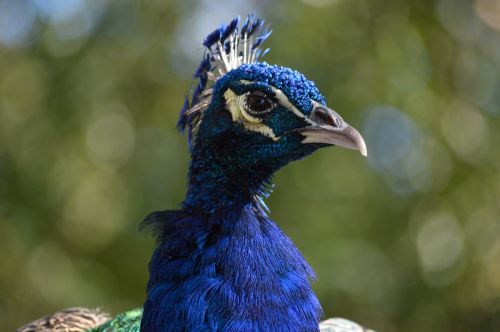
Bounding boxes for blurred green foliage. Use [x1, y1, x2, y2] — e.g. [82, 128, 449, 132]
[1, 0, 500, 331]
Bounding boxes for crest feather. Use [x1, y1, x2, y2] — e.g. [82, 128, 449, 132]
[177, 15, 272, 150]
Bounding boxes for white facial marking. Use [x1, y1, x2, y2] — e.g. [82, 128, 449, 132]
[272, 89, 315, 125]
[223, 80, 317, 141]
[223, 89, 279, 141]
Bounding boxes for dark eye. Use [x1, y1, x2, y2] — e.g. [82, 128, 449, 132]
[244, 92, 274, 115]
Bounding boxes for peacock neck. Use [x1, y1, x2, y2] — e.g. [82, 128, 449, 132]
[141, 150, 322, 331]
[183, 145, 274, 214]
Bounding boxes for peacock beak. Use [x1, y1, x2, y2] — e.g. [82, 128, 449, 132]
[298, 100, 367, 156]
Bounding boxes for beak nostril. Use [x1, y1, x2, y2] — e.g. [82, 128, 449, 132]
[312, 108, 340, 128]
[333, 117, 342, 128]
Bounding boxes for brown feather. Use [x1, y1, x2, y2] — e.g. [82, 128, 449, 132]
[17, 307, 111, 332]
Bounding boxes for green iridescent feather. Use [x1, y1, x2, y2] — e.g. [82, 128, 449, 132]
[88, 309, 142, 332]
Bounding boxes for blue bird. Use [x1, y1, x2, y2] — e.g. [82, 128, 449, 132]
[18, 16, 372, 332]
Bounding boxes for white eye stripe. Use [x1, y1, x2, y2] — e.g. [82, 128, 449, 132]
[224, 88, 279, 141]
[223, 81, 316, 141]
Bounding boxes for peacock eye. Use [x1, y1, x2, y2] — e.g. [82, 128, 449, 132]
[244, 92, 274, 115]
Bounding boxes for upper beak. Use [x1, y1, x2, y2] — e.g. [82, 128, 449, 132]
[298, 100, 367, 157]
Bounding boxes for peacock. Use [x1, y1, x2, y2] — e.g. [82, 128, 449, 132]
[18, 15, 373, 332]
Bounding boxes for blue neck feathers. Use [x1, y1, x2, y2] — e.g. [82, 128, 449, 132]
[140, 145, 322, 331]
[184, 142, 276, 213]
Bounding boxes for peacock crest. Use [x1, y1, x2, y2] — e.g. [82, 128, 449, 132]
[177, 15, 272, 148]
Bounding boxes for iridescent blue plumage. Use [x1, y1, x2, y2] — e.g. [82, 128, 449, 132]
[140, 15, 368, 332]
[141, 207, 321, 331]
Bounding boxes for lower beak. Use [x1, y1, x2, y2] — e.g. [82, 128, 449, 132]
[298, 101, 367, 157]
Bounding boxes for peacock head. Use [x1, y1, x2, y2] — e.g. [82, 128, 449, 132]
[178, 16, 366, 177]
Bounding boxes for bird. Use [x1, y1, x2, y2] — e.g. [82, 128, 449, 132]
[18, 15, 372, 332]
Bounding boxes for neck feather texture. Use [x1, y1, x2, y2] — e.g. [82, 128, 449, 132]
[183, 144, 277, 213]
[140, 149, 322, 331]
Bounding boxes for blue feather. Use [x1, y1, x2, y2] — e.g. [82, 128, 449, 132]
[240, 15, 252, 35]
[190, 79, 205, 106]
[220, 16, 240, 43]
[252, 29, 272, 50]
[203, 28, 222, 48]
[176, 96, 190, 132]
[248, 18, 263, 36]
[193, 54, 211, 79]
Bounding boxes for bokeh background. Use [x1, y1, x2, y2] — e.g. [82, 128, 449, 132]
[1, 0, 500, 331]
